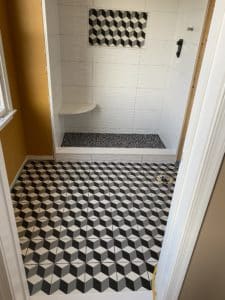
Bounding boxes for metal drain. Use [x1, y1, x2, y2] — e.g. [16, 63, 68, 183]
[155, 174, 174, 184]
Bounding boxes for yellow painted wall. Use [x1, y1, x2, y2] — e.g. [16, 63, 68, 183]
[0, 0, 54, 184]
[7, 0, 53, 156]
[0, 0, 26, 184]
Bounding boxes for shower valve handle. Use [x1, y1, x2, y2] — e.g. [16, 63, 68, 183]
[176, 39, 184, 58]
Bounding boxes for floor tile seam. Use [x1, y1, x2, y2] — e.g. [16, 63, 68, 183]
[87, 174, 114, 222]
[56, 186, 83, 242]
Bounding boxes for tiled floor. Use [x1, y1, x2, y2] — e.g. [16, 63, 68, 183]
[11, 160, 177, 296]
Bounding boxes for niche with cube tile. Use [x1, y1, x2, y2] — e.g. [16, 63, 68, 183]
[89, 9, 148, 48]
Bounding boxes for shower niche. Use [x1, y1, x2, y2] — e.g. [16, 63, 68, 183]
[43, 0, 208, 161]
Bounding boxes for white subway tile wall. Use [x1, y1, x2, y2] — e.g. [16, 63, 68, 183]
[45, 0, 208, 148]
[159, 0, 208, 149]
[56, 0, 180, 137]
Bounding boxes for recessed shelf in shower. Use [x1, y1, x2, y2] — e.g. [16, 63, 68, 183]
[59, 102, 97, 115]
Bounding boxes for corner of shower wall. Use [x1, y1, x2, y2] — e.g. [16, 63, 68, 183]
[160, 0, 209, 151]
[57, 0, 180, 137]
[42, 0, 64, 149]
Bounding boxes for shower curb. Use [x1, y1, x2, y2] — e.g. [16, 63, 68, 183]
[55, 147, 176, 163]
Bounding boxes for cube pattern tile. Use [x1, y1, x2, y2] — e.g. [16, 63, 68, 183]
[89, 9, 148, 48]
[11, 160, 177, 295]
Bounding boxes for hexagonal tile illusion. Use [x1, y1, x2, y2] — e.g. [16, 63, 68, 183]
[89, 9, 148, 48]
[11, 161, 178, 295]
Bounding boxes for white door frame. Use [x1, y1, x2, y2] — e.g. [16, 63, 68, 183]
[0, 141, 29, 300]
[1, 0, 225, 299]
[156, 0, 225, 298]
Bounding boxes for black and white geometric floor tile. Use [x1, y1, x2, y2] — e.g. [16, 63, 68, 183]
[11, 161, 178, 295]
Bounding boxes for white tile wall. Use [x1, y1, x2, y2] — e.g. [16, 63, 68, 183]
[148, 12, 178, 40]
[92, 109, 134, 132]
[176, 10, 207, 44]
[62, 62, 93, 86]
[45, 0, 61, 35]
[160, 0, 208, 149]
[62, 86, 94, 104]
[135, 89, 164, 110]
[173, 43, 199, 78]
[93, 87, 136, 110]
[92, 48, 140, 65]
[57, 0, 179, 135]
[140, 40, 175, 66]
[64, 109, 134, 133]
[93, 0, 146, 11]
[93, 63, 139, 88]
[61, 18, 88, 36]
[134, 110, 160, 133]
[61, 37, 93, 62]
[46, 0, 207, 147]
[138, 65, 168, 89]
[146, 0, 179, 13]
[179, 0, 208, 12]
[58, 0, 93, 6]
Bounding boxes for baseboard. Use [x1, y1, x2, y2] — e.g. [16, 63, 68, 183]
[10, 155, 54, 189]
[10, 157, 28, 189]
[26, 155, 54, 161]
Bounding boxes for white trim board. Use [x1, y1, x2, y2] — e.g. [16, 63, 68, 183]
[156, 1, 225, 299]
[55, 147, 176, 163]
[0, 109, 16, 131]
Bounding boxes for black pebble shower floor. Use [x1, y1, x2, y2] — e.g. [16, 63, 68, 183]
[62, 133, 165, 148]
[11, 160, 177, 295]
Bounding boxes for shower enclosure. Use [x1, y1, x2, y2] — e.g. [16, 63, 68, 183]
[43, 0, 208, 162]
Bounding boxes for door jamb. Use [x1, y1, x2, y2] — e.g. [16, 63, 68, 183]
[176, 0, 216, 161]
[156, 0, 225, 298]
[0, 141, 29, 300]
